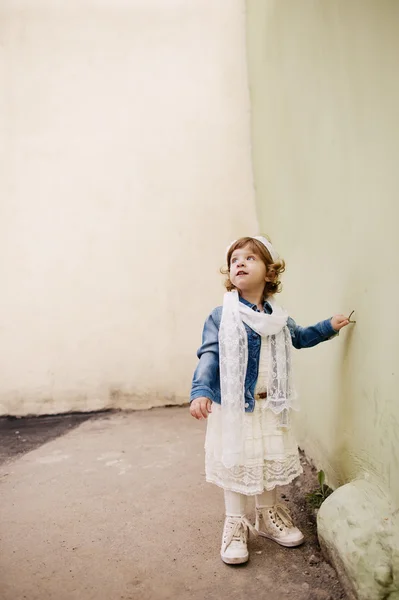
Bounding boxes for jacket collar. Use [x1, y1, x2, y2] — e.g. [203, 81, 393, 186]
[238, 294, 272, 313]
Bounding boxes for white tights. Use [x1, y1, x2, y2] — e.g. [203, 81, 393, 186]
[224, 488, 277, 517]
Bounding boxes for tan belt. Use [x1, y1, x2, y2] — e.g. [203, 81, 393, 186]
[255, 392, 267, 400]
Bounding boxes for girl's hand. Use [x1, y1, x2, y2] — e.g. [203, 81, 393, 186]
[331, 314, 350, 332]
[190, 397, 212, 420]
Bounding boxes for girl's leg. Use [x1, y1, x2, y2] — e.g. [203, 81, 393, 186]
[255, 488, 276, 508]
[255, 487, 304, 548]
[220, 491, 254, 565]
[224, 490, 247, 517]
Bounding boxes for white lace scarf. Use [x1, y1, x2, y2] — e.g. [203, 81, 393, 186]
[218, 290, 298, 469]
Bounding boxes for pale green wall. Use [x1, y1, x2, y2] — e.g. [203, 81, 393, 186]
[246, 0, 399, 506]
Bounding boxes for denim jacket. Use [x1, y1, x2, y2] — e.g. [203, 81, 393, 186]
[190, 296, 337, 413]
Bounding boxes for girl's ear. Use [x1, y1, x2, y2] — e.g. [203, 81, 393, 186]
[265, 266, 276, 282]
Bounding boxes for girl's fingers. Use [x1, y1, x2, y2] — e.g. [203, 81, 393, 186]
[195, 404, 204, 419]
[333, 314, 352, 330]
[200, 402, 209, 419]
[190, 399, 212, 419]
[190, 401, 206, 420]
[190, 403, 201, 419]
[337, 319, 350, 330]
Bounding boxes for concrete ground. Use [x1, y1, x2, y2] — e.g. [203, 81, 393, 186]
[0, 407, 347, 600]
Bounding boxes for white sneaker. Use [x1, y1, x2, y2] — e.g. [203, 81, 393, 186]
[255, 504, 304, 548]
[220, 516, 257, 565]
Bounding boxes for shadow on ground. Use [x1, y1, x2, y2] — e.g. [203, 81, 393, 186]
[0, 412, 102, 465]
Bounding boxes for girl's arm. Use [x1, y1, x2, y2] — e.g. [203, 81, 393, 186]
[287, 316, 339, 350]
[190, 310, 220, 403]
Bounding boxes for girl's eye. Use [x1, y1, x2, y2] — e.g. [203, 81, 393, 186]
[231, 258, 237, 263]
[247, 255, 255, 260]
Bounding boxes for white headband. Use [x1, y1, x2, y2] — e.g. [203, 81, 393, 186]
[226, 236, 280, 263]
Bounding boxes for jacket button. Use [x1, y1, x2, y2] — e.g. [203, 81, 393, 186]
[244, 402, 249, 408]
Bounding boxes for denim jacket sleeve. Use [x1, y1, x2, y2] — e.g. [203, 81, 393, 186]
[287, 316, 337, 349]
[190, 308, 221, 403]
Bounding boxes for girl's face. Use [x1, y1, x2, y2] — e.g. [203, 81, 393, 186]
[229, 244, 269, 294]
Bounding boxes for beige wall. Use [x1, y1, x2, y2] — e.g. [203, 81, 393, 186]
[247, 0, 399, 505]
[0, 0, 258, 416]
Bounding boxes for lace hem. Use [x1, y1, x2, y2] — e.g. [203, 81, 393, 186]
[205, 454, 303, 495]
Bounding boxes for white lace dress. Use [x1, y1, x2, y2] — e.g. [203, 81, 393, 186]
[205, 335, 303, 495]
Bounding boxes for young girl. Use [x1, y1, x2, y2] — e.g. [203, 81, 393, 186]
[189, 236, 350, 565]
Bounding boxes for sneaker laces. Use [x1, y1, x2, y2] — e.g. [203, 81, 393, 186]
[223, 516, 257, 548]
[270, 504, 294, 529]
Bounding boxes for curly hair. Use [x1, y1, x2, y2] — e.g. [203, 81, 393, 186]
[221, 236, 285, 299]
